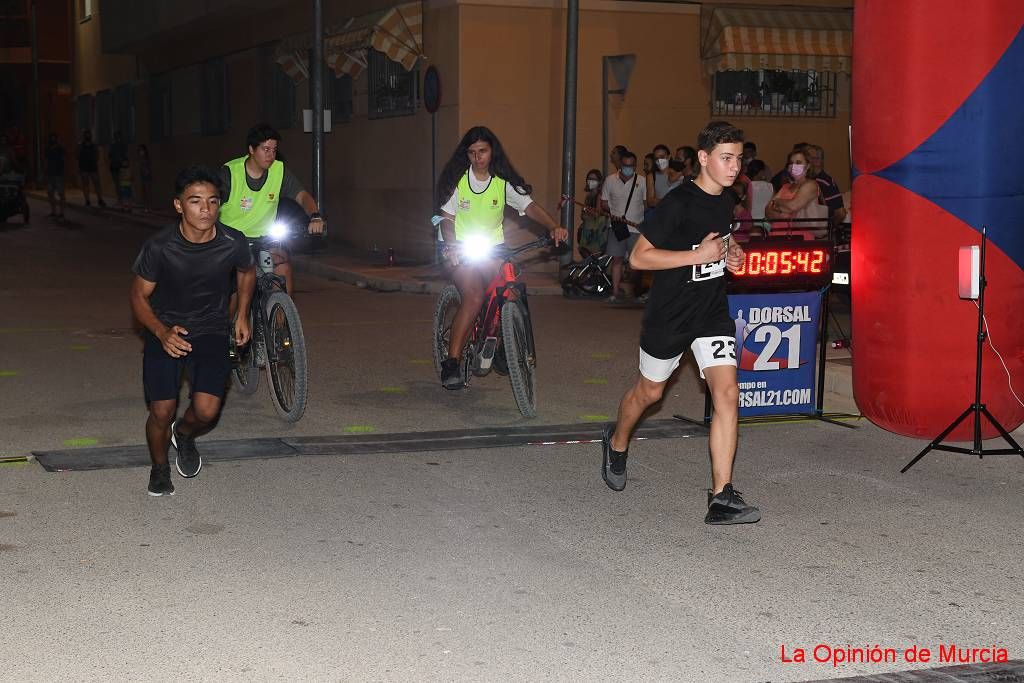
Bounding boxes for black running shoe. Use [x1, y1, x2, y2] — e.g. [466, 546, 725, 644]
[440, 357, 464, 390]
[147, 465, 175, 497]
[171, 420, 202, 478]
[704, 484, 761, 525]
[601, 424, 628, 491]
[492, 348, 509, 376]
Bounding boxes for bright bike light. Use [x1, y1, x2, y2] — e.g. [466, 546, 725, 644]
[268, 222, 289, 240]
[461, 234, 493, 263]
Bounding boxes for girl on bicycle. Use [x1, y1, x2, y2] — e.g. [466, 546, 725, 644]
[435, 126, 567, 390]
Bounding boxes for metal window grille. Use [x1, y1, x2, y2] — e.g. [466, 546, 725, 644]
[329, 72, 353, 124]
[367, 49, 417, 120]
[149, 73, 172, 142]
[712, 69, 837, 118]
[200, 58, 230, 136]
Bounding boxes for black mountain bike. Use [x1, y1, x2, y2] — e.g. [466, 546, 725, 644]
[230, 232, 308, 422]
[432, 236, 552, 417]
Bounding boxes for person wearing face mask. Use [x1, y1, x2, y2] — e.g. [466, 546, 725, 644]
[645, 144, 673, 209]
[771, 141, 810, 192]
[764, 148, 828, 238]
[578, 169, 607, 256]
[600, 150, 647, 302]
[219, 124, 326, 297]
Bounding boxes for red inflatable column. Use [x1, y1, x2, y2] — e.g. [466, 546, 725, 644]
[851, 1, 1024, 439]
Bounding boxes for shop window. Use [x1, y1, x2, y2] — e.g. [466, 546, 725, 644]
[712, 69, 837, 118]
[259, 45, 295, 130]
[94, 89, 112, 144]
[367, 49, 417, 120]
[149, 73, 172, 142]
[75, 93, 94, 140]
[201, 58, 230, 136]
[113, 83, 135, 143]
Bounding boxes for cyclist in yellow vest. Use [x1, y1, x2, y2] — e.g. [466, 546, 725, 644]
[435, 126, 568, 390]
[219, 124, 325, 296]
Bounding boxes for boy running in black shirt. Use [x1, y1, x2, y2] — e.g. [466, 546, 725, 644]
[600, 121, 761, 525]
[130, 166, 255, 496]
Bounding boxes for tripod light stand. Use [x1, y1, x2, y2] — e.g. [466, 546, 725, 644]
[901, 226, 1024, 473]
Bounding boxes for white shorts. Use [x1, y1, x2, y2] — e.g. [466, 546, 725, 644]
[639, 335, 736, 382]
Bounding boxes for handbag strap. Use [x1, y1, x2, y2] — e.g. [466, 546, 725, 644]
[623, 174, 638, 220]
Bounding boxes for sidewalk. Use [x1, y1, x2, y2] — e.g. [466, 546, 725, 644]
[29, 186, 566, 296]
[27, 187, 861, 414]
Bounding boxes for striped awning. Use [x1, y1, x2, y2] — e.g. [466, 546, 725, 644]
[701, 5, 852, 75]
[275, 1, 423, 82]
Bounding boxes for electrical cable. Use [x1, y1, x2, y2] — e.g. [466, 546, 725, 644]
[975, 301, 1024, 409]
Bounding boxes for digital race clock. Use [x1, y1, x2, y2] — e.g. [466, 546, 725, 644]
[728, 240, 833, 291]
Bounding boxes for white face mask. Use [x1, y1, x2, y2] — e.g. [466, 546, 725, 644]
[655, 158, 669, 171]
[586, 178, 600, 190]
[789, 163, 807, 178]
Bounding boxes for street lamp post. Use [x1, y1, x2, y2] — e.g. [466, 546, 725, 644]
[311, 0, 325, 218]
[558, 0, 579, 267]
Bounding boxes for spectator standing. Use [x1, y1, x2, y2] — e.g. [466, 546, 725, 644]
[78, 130, 105, 207]
[578, 169, 607, 256]
[806, 144, 846, 224]
[117, 159, 134, 211]
[600, 149, 646, 302]
[765, 148, 828, 238]
[44, 134, 66, 219]
[108, 130, 128, 195]
[645, 144, 673, 208]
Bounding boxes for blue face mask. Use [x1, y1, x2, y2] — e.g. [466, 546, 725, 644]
[620, 166, 635, 178]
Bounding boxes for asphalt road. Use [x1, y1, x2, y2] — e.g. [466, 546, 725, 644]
[1, 200, 1022, 682]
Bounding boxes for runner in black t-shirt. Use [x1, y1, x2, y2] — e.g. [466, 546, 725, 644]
[130, 166, 255, 497]
[600, 121, 761, 525]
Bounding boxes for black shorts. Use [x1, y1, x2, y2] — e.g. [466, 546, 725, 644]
[142, 333, 230, 402]
[639, 314, 735, 360]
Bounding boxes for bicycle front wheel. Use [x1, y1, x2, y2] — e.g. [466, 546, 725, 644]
[432, 284, 462, 379]
[231, 310, 260, 395]
[500, 301, 537, 417]
[264, 291, 308, 423]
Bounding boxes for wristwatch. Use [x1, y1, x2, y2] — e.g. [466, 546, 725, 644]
[309, 212, 324, 221]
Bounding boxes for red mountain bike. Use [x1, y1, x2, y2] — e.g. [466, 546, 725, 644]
[432, 235, 554, 417]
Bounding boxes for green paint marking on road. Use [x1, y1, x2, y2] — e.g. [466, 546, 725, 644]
[69, 345, 92, 351]
[408, 359, 432, 365]
[380, 386, 407, 394]
[0, 455, 29, 464]
[62, 438, 99, 447]
[590, 353, 612, 360]
[584, 378, 608, 385]
[0, 370, 18, 377]
[579, 414, 610, 422]
[343, 425, 376, 434]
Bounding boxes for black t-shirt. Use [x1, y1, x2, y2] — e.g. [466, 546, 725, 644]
[132, 222, 254, 337]
[219, 164, 304, 203]
[639, 180, 736, 349]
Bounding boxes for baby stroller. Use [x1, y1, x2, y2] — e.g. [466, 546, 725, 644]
[562, 225, 613, 298]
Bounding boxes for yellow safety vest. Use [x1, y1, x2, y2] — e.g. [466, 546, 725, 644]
[219, 157, 284, 237]
[454, 172, 506, 246]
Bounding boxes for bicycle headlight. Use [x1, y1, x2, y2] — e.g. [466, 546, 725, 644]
[268, 221, 289, 240]
[461, 234, 493, 263]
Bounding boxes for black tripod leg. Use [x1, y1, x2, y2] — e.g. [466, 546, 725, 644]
[980, 406, 1024, 456]
[900, 406, 974, 473]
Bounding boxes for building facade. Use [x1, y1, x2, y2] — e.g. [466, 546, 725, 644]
[73, 0, 853, 261]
